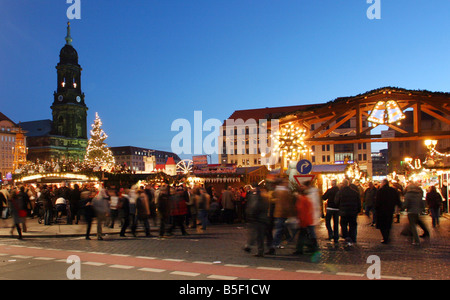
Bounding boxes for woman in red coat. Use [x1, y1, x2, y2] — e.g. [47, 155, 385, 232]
[293, 190, 318, 255]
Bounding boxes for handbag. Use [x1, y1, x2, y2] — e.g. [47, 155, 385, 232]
[19, 210, 27, 218]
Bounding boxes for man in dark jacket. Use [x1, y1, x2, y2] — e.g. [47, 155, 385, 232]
[322, 180, 340, 243]
[335, 179, 361, 245]
[364, 182, 378, 226]
[375, 179, 402, 244]
[243, 185, 270, 257]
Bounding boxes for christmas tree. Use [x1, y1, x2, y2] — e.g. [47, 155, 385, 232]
[84, 112, 115, 168]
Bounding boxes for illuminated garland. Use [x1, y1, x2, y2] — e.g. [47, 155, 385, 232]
[272, 122, 312, 161]
[430, 148, 450, 158]
[84, 112, 115, 168]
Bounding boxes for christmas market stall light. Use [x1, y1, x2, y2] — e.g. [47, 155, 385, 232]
[367, 100, 406, 125]
[16, 173, 99, 183]
[272, 122, 313, 162]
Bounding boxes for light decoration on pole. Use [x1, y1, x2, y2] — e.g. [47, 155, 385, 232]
[272, 122, 312, 161]
[84, 112, 115, 169]
[367, 100, 406, 125]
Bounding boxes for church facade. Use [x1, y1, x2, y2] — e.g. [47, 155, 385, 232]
[21, 23, 88, 162]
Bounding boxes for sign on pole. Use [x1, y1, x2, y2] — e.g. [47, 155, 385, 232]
[296, 159, 313, 175]
[293, 175, 315, 186]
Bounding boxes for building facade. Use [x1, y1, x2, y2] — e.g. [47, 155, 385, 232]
[0, 112, 25, 180]
[219, 105, 309, 168]
[111, 146, 181, 173]
[219, 105, 373, 177]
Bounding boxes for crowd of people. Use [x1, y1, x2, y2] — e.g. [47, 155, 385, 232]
[242, 176, 447, 257]
[0, 177, 447, 257]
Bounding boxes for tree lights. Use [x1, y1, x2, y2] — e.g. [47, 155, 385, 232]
[84, 112, 115, 168]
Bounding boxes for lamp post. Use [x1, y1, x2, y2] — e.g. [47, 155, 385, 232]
[425, 139, 438, 151]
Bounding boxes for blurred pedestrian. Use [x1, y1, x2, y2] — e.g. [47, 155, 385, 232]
[92, 187, 109, 240]
[196, 187, 210, 233]
[40, 185, 53, 225]
[404, 182, 429, 245]
[271, 178, 296, 250]
[243, 185, 269, 257]
[119, 189, 131, 237]
[84, 189, 96, 240]
[322, 180, 340, 243]
[186, 187, 197, 229]
[0, 185, 8, 227]
[9, 187, 24, 239]
[132, 190, 152, 237]
[167, 187, 188, 236]
[108, 189, 119, 229]
[426, 186, 443, 228]
[69, 184, 81, 224]
[375, 179, 402, 244]
[293, 185, 318, 255]
[157, 185, 171, 238]
[335, 179, 361, 246]
[222, 186, 235, 224]
[364, 182, 377, 226]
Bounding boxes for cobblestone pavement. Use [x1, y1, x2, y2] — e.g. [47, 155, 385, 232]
[0, 214, 448, 280]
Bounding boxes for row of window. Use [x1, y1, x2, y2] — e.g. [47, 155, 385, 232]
[0, 135, 15, 142]
[311, 153, 368, 163]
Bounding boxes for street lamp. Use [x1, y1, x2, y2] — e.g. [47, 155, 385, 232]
[425, 139, 438, 150]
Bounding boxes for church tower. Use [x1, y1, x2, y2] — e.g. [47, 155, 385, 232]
[20, 22, 89, 162]
[51, 22, 88, 139]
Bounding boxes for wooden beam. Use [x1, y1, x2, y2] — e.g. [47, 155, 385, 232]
[318, 111, 356, 138]
[413, 102, 421, 133]
[420, 99, 450, 117]
[385, 124, 408, 134]
[305, 131, 450, 145]
[356, 104, 362, 135]
[421, 107, 450, 126]
[306, 106, 357, 139]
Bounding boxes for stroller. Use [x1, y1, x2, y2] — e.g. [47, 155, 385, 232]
[55, 198, 71, 224]
[35, 201, 45, 224]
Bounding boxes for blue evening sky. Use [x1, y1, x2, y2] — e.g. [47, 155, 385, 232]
[1, 1, 450, 161]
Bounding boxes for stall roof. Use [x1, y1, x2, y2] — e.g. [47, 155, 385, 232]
[312, 164, 348, 173]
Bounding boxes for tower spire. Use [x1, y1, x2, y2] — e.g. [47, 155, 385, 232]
[65, 21, 73, 45]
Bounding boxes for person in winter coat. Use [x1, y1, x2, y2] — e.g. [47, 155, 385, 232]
[0, 185, 8, 227]
[294, 187, 318, 255]
[40, 185, 53, 225]
[375, 179, 402, 244]
[196, 187, 210, 232]
[69, 184, 81, 224]
[132, 190, 151, 237]
[335, 179, 361, 245]
[364, 182, 378, 226]
[157, 185, 171, 237]
[222, 187, 235, 224]
[404, 182, 430, 245]
[8, 187, 23, 239]
[426, 186, 443, 228]
[167, 187, 188, 236]
[243, 185, 270, 257]
[322, 180, 340, 242]
[119, 189, 131, 237]
[271, 179, 296, 249]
